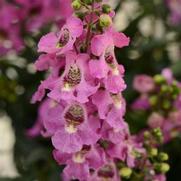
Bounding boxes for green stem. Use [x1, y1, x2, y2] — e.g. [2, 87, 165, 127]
[85, 0, 94, 52]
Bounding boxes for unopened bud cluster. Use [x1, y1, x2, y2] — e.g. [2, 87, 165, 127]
[132, 69, 181, 142]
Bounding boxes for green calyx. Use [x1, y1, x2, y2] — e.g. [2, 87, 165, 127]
[99, 14, 112, 28]
[71, 0, 82, 10]
[102, 4, 111, 14]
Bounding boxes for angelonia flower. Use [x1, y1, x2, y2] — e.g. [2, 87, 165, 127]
[30, 1, 169, 180]
[0, 0, 23, 55]
[166, 0, 181, 25]
[132, 68, 181, 142]
[0, 0, 72, 55]
[15, 0, 73, 32]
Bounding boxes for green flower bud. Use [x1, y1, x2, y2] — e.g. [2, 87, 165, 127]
[161, 163, 170, 173]
[119, 167, 132, 179]
[155, 163, 170, 173]
[149, 95, 158, 106]
[71, 0, 81, 10]
[99, 14, 112, 28]
[160, 85, 170, 93]
[172, 80, 178, 87]
[152, 128, 162, 136]
[102, 4, 111, 14]
[152, 128, 163, 142]
[172, 94, 178, 100]
[162, 99, 171, 109]
[149, 148, 158, 157]
[153, 75, 165, 84]
[158, 152, 169, 161]
[143, 131, 151, 139]
[172, 84, 180, 96]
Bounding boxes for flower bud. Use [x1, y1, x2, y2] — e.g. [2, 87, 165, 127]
[153, 75, 165, 84]
[149, 148, 158, 157]
[162, 99, 171, 109]
[152, 128, 163, 143]
[71, 0, 81, 10]
[119, 167, 132, 179]
[172, 94, 177, 100]
[149, 95, 158, 106]
[172, 84, 180, 96]
[158, 152, 169, 161]
[161, 163, 170, 173]
[102, 4, 111, 14]
[99, 14, 112, 28]
[144, 131, 151, 139]
[161, 85, 170, 93]
[155, 163, 170, 173]
[152, 128, 162, 137]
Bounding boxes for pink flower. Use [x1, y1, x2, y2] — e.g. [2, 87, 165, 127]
[31, 71, 63, 103]
[38, 16, 83, 54]
[161, 68, 173, 84]
[0, 2, 23, 54]
[54, 145, 105, 180]
[133, 75, 155, 93]
[166, 0, 181, 25]
[34, 53, 65, 71]
[48, 52, 99, 103]
[107, 142, 136, 168]
[27, 98, 64, 137]
[90, 28, 129, 78]
[52, 102, 100, 153]
[15, 0, 72, 32]
[153, 174, 166, 181]
[92, 90, 126, 128]
[161, 111, 181, 142]
[91, 28, 130, 57]
[148, 112, 164, 128]
[101, 121, 129, 144]
[131, 95, 150, 110]
[104, 74, 126, 93]
[89, 162, 120, 181]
